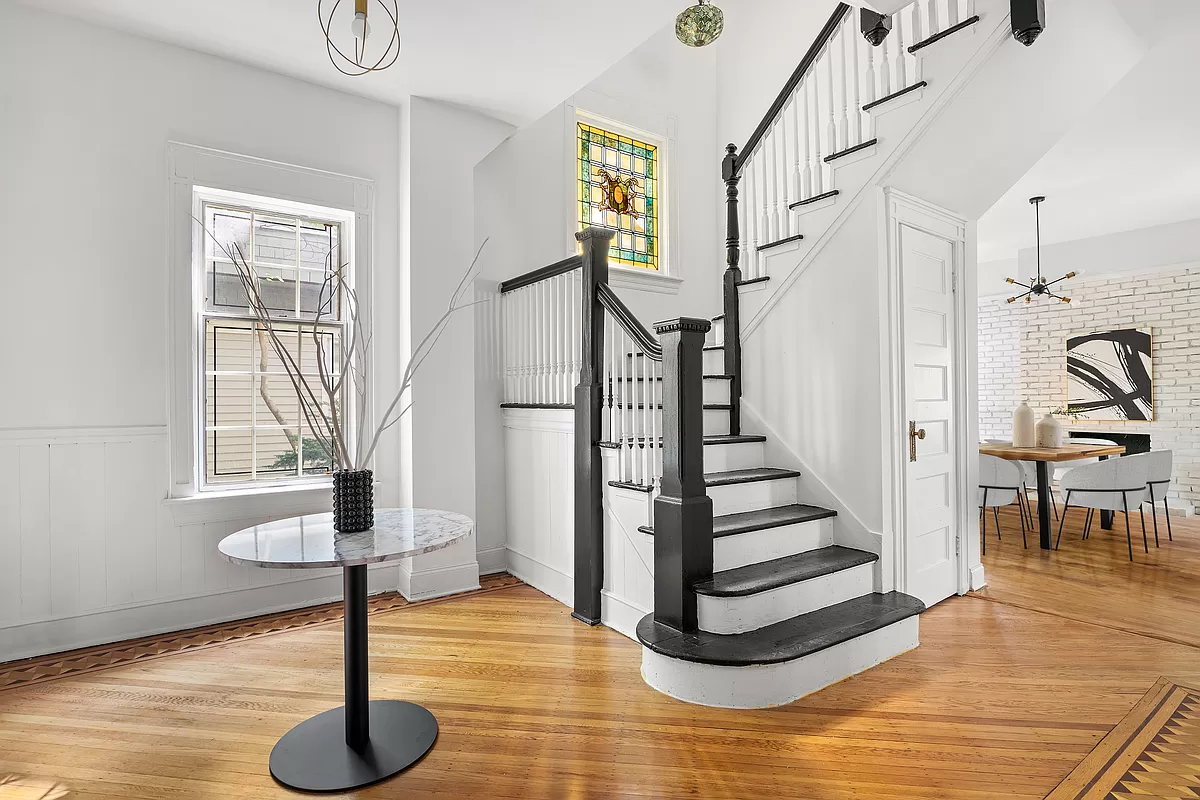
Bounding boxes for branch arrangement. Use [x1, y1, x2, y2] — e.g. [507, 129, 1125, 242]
[199, 218, 487, 472]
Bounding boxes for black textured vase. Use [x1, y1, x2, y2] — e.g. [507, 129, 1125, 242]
[332, 469, 374, 533]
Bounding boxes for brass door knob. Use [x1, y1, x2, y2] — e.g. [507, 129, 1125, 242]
[909, 421, 926, 462]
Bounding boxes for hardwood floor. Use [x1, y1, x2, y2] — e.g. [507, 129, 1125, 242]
[3, 510, 1200, 799]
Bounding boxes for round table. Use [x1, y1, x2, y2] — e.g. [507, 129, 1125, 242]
[218, 507, 473, 793]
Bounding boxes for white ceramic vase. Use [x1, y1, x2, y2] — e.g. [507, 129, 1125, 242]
[1035, 413, 1064, 448]
[1012, 402, 1036, 447]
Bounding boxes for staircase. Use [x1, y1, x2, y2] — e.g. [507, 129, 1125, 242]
[497, 0, 1141, 708]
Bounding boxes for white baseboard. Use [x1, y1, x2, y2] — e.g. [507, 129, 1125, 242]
[601, 590, 648, 642]
[0, 565, 400, 663]
[398, 560, 480, 602]
[477, 545, 508, 575]
[505, 547, 572, 608]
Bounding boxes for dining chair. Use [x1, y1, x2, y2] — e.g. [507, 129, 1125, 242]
[1054, 453, 1151, 561]
[979, 454, 1027, 553]
[984, 440, 1042, 527]
[1053, 437, 1120, 482]
[1145, 450, 1174, 546]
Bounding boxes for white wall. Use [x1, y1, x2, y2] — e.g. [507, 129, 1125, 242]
[0, 2, 402, 659]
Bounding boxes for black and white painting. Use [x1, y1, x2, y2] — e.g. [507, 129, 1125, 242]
[1066, 328, 1153, 421]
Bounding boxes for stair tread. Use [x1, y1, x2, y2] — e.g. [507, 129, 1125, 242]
[705, 467, 801, 486]
[636, 592, 925, 666]
[639, 502, 836, 538]
[692, 546, 877, 597]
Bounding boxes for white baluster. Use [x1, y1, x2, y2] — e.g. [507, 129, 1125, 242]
[948, 0, 960, 28]
[851, 13, 863, 146]
[737, 169, 749, 275]
[791, 85, 803, 207]
[912, 0, 924, 47]
[555, 275, 565, 403]
[880, 23, 892, 99]
[758, 153, 770, 249]
[650, 360, 660, 486]
[777, 115, 790, 237]
[537, 280, 546, 403]
[809, 77, 823, 196]
[800, 79, 812, 200]
[641, 346, 650, 485]
[927, 0, 940, 39]
[618, 328, 628, 484]
[838, 24, 850, 152]
[825, 43, 837, 158]
[769, 125, 782, 242]
[745, 160, 759, 278]
[967, 0, 976, 24]
[895, 8, 907, 89]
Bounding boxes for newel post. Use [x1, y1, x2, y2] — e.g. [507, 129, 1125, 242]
[721, 144, 743, 437]
[653, 317, 714, 633]
[572, 226, 614, 626]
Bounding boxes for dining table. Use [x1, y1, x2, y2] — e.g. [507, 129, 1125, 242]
[978, 442, 1126, 550]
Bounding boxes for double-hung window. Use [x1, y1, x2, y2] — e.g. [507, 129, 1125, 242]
[196, 189, 354, 491]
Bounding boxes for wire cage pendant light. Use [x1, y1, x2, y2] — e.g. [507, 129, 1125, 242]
[319, 0, 401, 77]
[676, 0, 725, 47]
[1006, 196, 1075, 305]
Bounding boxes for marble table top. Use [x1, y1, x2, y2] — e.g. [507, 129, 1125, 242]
[218, 508, 474, 569]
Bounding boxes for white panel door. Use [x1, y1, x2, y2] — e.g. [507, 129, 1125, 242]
[900, 223, 959, 607]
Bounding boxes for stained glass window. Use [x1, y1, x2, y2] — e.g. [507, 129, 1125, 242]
[578, 122, 659, 270]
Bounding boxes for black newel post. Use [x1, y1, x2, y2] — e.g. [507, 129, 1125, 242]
[572, 227, 613, 626]
[653, 317, 715, 633]
[721, 144, 742, 437]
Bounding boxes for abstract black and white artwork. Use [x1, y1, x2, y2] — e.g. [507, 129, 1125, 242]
[1066, 328, 1153, 421]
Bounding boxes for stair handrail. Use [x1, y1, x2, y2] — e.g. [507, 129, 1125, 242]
[596, 283, 662, 361]
[498, 254, 581, 295]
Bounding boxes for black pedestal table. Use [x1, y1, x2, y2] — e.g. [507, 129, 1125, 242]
[218, 508, 474, 793]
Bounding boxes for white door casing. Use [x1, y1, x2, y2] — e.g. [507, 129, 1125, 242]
[880, 189, 970, 608]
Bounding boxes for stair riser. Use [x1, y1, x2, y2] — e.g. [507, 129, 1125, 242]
[702, 441, 764, 473]
[697, 562, 875, 635]
[703, 379, 730, 405]
[708, 318, 725, 347]
[708, 476, 797, 516]
[703, 409, 730, 437]
[640, 616, 919, 708]
[703, 349, 723, 373]
[713, 516, 834, 571]
[625, 379, 729, 406]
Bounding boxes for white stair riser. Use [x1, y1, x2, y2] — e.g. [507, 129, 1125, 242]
[703, 409, 730, 437]
[702, 441, 764, 473]
[708, 475, 797, 516]
[709, 318, 725, 347]
[698, 562, 874, 634]
[703, 349, 723, 373]
[640, 616, 919, 708]
[713, 516, 834, 571]
[703, 379, 730, 405]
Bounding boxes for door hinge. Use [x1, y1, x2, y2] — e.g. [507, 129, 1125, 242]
[955, 533, 961, 555]
[951, 269, 958, 294]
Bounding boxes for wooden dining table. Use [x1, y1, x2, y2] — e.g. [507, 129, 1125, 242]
[979, 442, 1127, 550]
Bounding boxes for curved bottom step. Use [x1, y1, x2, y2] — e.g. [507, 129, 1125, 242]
[640, 615, 919, 708]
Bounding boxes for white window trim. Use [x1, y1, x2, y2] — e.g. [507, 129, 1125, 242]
[166, 142, 375, 513]
[566, 106, 682, 295]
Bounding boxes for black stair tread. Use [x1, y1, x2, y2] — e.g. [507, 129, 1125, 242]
[639, 502, 836, 537]
[862, 82, 927, 112]
[756, 232, 805, 252]
[692, 546, 877, 598]
[613, 374, 732, 382]
[636, 592, 925, 666]
[789, 189, 840, 209]
[908, 15, 980, 54]
[702, 344, 722, 351]
[737, 276, 770, 287]
[705, 467, 801, 486]
[612, 403, 731, 410]
[824, 138, 878, 163]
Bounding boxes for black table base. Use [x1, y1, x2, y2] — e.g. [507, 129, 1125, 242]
[269, 565, 438, 792]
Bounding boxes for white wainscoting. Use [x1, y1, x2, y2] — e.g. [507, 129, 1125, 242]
[0, 426, 398, 662]
[501, 408, 652, 640]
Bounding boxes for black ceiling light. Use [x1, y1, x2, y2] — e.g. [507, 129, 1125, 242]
[1007, 196, 1075, 305]
[1011, 0, 1046, 46]
[860, 9, 893, 46]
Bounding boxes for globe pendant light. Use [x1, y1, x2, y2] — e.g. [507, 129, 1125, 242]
[319, 0, 402, 77]
[1006, 196, 1075, 304]
[676, 0, 724, 48]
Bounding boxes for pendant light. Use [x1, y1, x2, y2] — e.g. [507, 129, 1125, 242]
[1007, 196, 1074, 304]
[319, 0, 401, 77]
[676, 0, 724, 47]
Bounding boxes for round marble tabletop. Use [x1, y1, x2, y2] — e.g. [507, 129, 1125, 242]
[218, 508, 474, 570]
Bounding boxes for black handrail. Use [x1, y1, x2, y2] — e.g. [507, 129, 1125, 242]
[596, 283, 663, 362]
[498, 254, 582, 294]
[733, 2, 852, 175]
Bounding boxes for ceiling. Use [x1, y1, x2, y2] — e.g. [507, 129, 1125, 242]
[16, 0, 685, 126]
[978, 0, 1200, 263]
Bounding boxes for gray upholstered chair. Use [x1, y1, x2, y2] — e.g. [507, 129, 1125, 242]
[979, 454, 1027, 553]
[1055, 453, 1151, 560]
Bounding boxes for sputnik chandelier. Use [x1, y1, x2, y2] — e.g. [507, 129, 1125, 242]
[1007, 196, 1074, 305]
[319, 0, 401, 77]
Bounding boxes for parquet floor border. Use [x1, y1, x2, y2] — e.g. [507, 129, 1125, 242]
[0, 573, 523, 693]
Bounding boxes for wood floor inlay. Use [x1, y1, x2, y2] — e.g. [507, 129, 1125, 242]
[0, 573, 522, 692]
[1046, 678, 1200, 799]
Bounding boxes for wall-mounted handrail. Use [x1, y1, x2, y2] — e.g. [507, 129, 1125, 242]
[734, 2, 852, 175]
[499, 255, 581, 294]
[597, 283, 663, 362]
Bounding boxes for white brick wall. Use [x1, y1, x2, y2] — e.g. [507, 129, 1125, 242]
[978, 263, 1200, 510]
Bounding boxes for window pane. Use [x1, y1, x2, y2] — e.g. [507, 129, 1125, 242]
[255, 374, 298, 429]
[206, 374, 252, 427]
[207, 427, 252, 484]
[256, 428, 301, 479]
[577, 122, 659, 271]
[207, 209, 251, 312]
[300, 424, 335, 476]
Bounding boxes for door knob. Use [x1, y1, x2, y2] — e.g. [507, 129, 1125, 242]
[909, 421, 926, 462]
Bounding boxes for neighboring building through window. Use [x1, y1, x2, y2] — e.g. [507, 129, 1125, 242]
[197, 191, 352, 489]
[577, 121, 659, 270]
